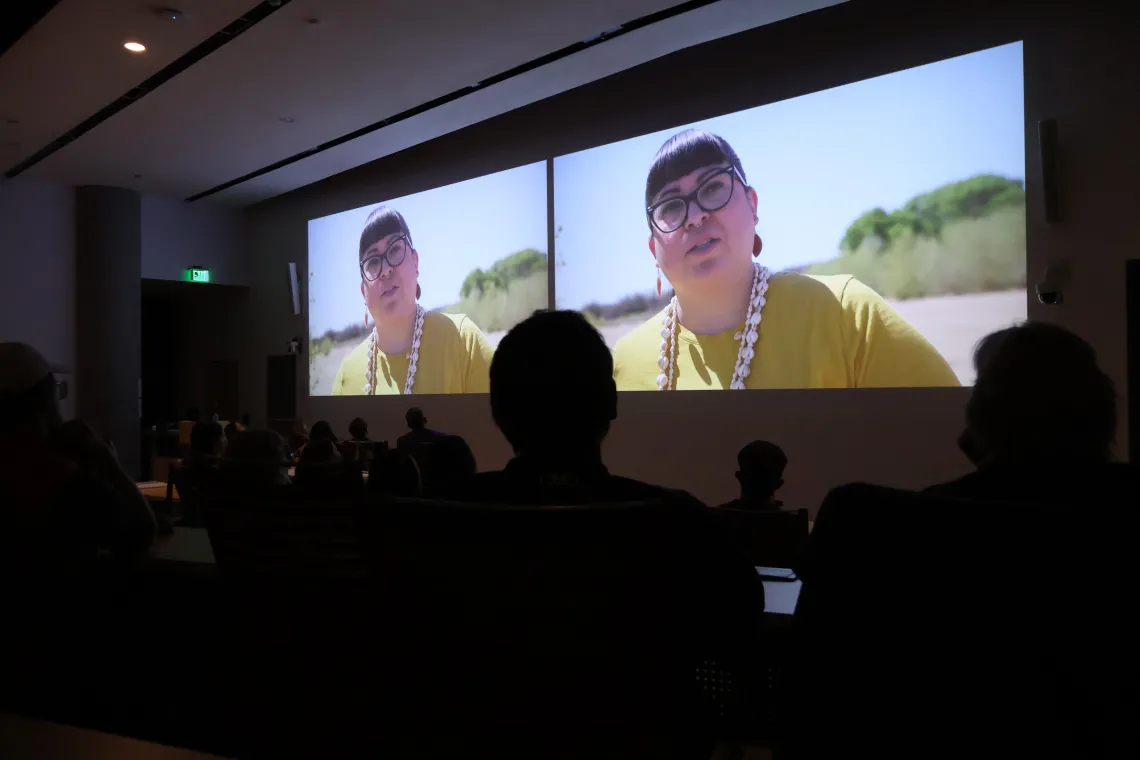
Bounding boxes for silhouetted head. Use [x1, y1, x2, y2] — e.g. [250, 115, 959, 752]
[222, 429, 292, 485]
[491, 310, 617, 458]
[735, 440, 787, 505]
[348, 417, 369, 441]
[309, 420, 337, 444]
[369, 448, 422, 498]
[223, 421, 239, 441]
[0, 342, 62, 440]
[423, 435, 476, 493]
[405, 407, 426, 430]
[966, 322, 1116, 466]
[191, 421, 226, 458]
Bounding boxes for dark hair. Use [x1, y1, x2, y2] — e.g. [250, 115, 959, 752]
[645, 129, 748, 208]
[223, 421, 239, 441]
[348, 417, 369, 441]
[309, 420, 337, 444]
[190, 421, 224, 457]
[491, 310, 616, 454]
[299, 438, 341, 467]
[737, 440, 787, 491]
[423, 435, 477, 493]
[967, 322, 1116, 464]
[405, 407, 426, 429]
[0, 375, 56, 433]
[359, 206, 412, 261]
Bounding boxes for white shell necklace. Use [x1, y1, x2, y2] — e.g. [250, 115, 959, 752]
[657, 262, 770, 391]
[364, 304, 425, 395]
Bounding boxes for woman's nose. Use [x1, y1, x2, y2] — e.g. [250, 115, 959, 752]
[379, 259, 394, 278]
[686, 199, 708, 228]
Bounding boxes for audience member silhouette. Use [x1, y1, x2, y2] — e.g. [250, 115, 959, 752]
[222, 429, 292, 487]
[369, 448, 422, 498]
[289, 420, 309, 457]
[348, 417, 370, 442]
[421, 434, 476, 496]
[294, 438, 353, 487]
[396, 407, 444, 470]
[927, 322, 1133, 502]
[223, 421, 240, 443]
[450, 310, 718, 504]
[189, 421, 225, 467]
[309, 420, 337, 445]
[0, 342, 156, 561]
[719, 440, 787, 511]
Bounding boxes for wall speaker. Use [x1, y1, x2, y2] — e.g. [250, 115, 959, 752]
[288, 261, 301, 316]
[1038, 118, 1059, 223]
[1128, 260, 1140, 461]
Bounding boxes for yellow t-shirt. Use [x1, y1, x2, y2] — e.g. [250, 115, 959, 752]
[331, 311, 494, 395]
[612, 273, 959, 390]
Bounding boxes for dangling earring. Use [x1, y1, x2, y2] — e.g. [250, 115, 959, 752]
[416, 283, 421, 300]
[656, 264, 662, 298]
[363, 305, 369, 328]
[752, 233, 763, 257]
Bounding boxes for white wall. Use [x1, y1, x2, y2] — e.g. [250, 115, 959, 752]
[0, 177, 76, 419]
[141, 195, 248, 286]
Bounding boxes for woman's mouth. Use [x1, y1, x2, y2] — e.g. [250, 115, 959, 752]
[381, 284, 400, 298]
[688, 236, 721, 255]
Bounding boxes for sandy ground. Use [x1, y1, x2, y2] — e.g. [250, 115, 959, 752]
[309, 289, 1025, 392]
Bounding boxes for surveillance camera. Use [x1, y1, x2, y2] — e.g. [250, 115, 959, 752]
[1035, 259, 1069, 307]
[1035, 283, 1063, 306]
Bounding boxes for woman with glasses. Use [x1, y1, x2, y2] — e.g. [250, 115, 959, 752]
[612, 129, 958, 390]
[331, 206, 494, 395]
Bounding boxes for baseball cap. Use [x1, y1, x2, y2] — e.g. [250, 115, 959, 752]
[0, 342, 59, 395]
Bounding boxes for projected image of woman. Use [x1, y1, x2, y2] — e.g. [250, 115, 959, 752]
[612, 129, 959, 390]
[331, 207, 494, 395]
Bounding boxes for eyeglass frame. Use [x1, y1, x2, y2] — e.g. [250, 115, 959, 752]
[645, 165, 748, 234]
[359, 234, 411, 282]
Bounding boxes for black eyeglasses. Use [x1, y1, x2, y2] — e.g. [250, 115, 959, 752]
[360, 235, 410, 282]
[647, 166, 746, 234]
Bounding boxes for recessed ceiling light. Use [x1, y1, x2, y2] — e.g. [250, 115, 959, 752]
[279, 116, 295, 123]
[124, 41, 147, 52]
[132, 173, 143, 179]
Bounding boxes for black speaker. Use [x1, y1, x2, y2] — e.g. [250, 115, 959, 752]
[267, 354, 297, 421]
[1128, 260, 1140, 462]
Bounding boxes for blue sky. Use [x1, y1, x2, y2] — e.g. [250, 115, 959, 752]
[308, 161, 547, 336]
[553, 42, 1025, 310]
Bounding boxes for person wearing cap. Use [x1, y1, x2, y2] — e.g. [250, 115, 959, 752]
[0, 342, 157, 562]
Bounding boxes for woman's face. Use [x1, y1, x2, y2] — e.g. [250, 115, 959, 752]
[360, 231, 420, 322]
[648, 163, 758, 294]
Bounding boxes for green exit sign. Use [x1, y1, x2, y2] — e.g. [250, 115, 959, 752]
[188, 267, 210, 283]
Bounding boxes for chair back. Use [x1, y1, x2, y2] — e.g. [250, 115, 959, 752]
[362, 497, 753, 744]
[787, 483, 1139, 760]
[709, 506, 809, 568]
[200, 483, 374, 755]
[203, 484, 366, 584]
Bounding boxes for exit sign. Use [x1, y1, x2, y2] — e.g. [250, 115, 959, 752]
[189, 267, 210, 283]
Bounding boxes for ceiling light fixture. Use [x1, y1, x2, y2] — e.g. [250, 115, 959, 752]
[279, 116, 295, 123]
[124, 41, 147, 52]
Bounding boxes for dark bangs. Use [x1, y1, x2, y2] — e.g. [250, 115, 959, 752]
[359, 206, 412, 259]
[645, 129, 747, 207]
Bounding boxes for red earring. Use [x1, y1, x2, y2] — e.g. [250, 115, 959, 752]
[752, 234, 763, 257]
[416, 284, 421, 300]
[656, 267, 662, 298]
[363, 310, 369, 328]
